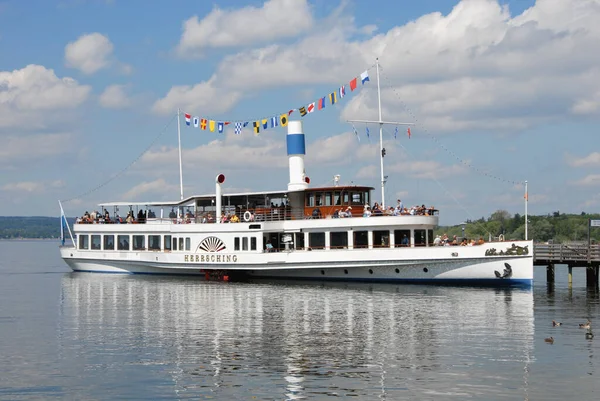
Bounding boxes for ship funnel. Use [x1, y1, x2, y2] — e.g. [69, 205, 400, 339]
[287, 120, 308, 191]
[215, 174, 225, 223]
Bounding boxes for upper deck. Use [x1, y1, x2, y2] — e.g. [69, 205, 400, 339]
[77, 185, 437, 225]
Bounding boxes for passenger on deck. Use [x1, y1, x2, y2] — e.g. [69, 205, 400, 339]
[312, 208, 322, 219]
[266, 241, 274, 252]
[363, 204, 371, 217]
[332, 209, 339, 218]
[169, 208, 176, 219]
[345, 206, 352, 217]
[401, 235, 409, 246]
[230, 214, 240, 223]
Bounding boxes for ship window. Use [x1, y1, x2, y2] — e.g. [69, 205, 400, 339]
[178, 237, 184, 251]
[330, 232, 348, 249]
[428, 230, 434, 246]
[324, 192, 332, 206]
[343, 192, 349, 205]
[414, 230, 426, 247]
[103, 235, 115, 250]
[149, 235, 161, 251]
[373, 230, 389, 248]
[315, 192, 323, 206]
[78, 234, 89, 250]
[394, 230, 410, 247]
[133, 235, 145, 250]
[353, 231, 368, 248]
[91, 235, 101, 250]
[164, 235, 172, 251]
[364, 191, 370, 205]
[242, 237, 248, 251]
[251, 237, 257, 251]
[334, 191, 341, 205]
[295, 233, 305, 250]
[306, 193, 315, 207]
[351, 192, 362, 205]
[117, 235, 129, 250]
[172, 237, 178, 251]
[234, 237, 240, 251]
[309, 232, 325, 249]
[185, 238, 190, 251]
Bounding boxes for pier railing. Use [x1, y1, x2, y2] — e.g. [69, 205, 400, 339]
[534, 243, 600, 264]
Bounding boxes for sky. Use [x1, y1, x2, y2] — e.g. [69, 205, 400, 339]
[1, 0, 599, 225]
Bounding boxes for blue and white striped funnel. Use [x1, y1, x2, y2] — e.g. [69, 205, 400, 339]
[287, 120, 308, 191]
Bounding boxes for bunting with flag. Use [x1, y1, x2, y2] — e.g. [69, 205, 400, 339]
[182, 67, 372, 135]
[407, 127, 411, 139]
[394, 126, 398, 139]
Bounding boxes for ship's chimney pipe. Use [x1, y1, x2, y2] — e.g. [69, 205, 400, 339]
[287, 120, 308, 191]
[215, 174, 225, 223]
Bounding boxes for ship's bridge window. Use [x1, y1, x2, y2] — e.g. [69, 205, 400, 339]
[394, 230, 410, 247]
[364, 191, 370, 206]
[353, 231, 368, 248]
[414, 230, 426, 247]
[118, 235, 130, 250]
[133, 235, 145, 251]
[334, 191, 341, 205]
[306, 193, 315, 207]
[91, 235, 101, 250]
[351, 192, 363, 205]
[103, 235, 115, 250]
[309, 232, 325, 250]
[343, 192, 349, 205]
[324, 192, 332, 206]
[149, 235, 161, 251]
[78, 234, 89, 250]
[330, 232, 348, 249]
[315, 192, 323, 206]
[373, 230, 389, 248]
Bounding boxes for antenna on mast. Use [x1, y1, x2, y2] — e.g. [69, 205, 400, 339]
[347, 58, 414, 209]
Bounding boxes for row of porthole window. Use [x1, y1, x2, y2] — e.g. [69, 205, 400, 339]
[320, 267, 430, 275]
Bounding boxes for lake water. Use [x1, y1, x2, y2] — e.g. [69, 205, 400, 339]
[0, 240, 598, 400]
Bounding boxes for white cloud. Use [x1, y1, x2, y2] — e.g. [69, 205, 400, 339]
[121, 178, 180, 200]
[99, 84, 132, 108]
[65, 33, 115, 74]
[0, 65, 91, 128]
[1, 180, 65, 194]
[0, 133, 77, 167]
[175, 0, 314, 57]
[158, 0, 600, 133]
[152, 77, 242, 115]
[387, 160, 468, 180]
[572, 174, 600, 187]
[306, 132, 358, 166]
[566, 152, 600, 167]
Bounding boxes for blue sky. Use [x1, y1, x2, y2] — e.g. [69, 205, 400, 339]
[1, 0, 599, 225]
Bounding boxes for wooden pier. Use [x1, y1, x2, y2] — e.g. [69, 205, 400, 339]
[534, 243, 600, 286]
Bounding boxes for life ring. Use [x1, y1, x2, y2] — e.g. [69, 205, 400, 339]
[499, 234, 505, 242]
[243, 211, 252, 222]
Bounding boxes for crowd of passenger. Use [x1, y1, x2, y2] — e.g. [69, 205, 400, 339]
[433, 233, 485, 246]
[324, 199, 437, 219]
[76, 209, 156, 224]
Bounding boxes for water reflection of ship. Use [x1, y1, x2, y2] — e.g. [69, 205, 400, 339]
[59, 274, 534, 399]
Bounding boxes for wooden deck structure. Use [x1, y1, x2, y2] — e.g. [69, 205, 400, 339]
[534, 243, 600, 286]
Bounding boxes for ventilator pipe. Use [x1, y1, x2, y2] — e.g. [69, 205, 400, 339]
[215, 174, 225, 224]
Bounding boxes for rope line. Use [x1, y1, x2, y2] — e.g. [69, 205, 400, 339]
[60, 113, 178, 203]
[378, 68, 524, 186]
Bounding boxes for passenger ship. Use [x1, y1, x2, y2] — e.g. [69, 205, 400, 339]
[59, 64, 533, 286]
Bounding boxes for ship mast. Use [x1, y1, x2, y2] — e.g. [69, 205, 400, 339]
[347, 58, 413, 209]
[177, 108, 184, 201]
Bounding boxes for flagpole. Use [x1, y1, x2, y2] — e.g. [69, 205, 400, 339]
[376, 58, 385, 208]
[177, 108, 184, 201]
[525, 180, 528, 241]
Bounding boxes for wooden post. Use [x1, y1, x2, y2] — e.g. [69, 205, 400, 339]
[586, 264, 599, 288]
[547, 263, 555, 283]
[568, 265, 573, 286]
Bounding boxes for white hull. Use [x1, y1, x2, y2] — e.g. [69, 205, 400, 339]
[60, 241, 533, 286]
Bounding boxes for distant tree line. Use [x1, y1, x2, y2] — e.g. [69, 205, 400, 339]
[0, 216, 75, 239]
[435, 211, 600, 243]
